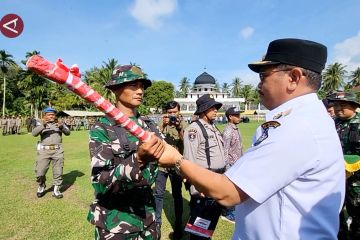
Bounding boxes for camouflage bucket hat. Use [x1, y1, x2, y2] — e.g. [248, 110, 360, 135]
[105, 65, 152, 90]
[328, 91, 360, 107]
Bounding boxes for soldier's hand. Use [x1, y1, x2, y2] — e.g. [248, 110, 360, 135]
[137, 133, 165, 164]
[157, 143, 182, 167]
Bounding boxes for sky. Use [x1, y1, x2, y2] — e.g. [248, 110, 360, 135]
[1, 0, 360, 89]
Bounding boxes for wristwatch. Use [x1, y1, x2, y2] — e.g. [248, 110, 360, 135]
[175, 156, 185, 175]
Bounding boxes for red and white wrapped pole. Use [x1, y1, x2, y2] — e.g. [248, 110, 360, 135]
[26, 55, 150, 142]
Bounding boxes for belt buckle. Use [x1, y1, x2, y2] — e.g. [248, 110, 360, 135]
[50, 145, 55, 150]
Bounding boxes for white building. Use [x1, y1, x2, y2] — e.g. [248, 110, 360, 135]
[174, 72, 245, 116]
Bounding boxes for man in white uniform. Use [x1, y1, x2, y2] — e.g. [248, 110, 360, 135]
[153, 38, 345, 239]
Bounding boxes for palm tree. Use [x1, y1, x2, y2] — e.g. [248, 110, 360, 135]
[346, 67, 360, 89]
[179, 77, 190, 97]
[21, 50, 40, 65]
[222, 82, 230, 94]
[103, 58, 118, 72]
[231, 77, 242, 97]
[240, 84, 254, 110]
[84, 65, 115, 103]
[18, 50, 51, 118]
[321, 62, 346, 94]
[18, 69, 50, 118]
[214, 80, 220, 92]
[0, 50, 16, 117]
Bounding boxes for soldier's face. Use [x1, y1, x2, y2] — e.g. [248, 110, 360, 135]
[115, 81, 144, 108]
[334, 101, 358, 120]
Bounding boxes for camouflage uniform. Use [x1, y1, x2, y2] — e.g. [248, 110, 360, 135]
[335, 112, 360, 239]
[154, 118, 187, 237]
[331, 92, 360, 239]
[87, 64, 159, 240]
[88, 116, 160, 239]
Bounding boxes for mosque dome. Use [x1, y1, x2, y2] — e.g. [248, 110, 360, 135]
[194, 72, 216, 85]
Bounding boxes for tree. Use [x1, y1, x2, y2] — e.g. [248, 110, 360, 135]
[18, 69, 51, 118]
[84, 63, 116, 103]
[0, 50, 16, 117]
[214, 80, 220, 92]
[21, 50, 40, 65]
[240, 84, 254, 110]
[103, 58, 118, 72]
[18, 50, 52, 118]
[346, 67, 360, 89]
[321, 62, 346, 94]
[231, 77, 242, 97]
[222, 82, 230, 94]
[179, 77, 190, 97]
[143, 81, 174, 113]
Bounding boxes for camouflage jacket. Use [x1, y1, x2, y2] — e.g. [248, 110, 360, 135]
[87, 116, 160, 234]
[335, 112, 360, 206]
[158, 119, 187, 172]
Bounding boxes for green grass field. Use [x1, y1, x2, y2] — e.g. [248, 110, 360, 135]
[0, 121, 262, 240]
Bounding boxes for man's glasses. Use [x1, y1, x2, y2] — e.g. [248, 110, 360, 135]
[259, 68, 294, 81]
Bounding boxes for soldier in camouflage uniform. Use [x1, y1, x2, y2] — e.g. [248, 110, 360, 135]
[330, 92, 360, 239]
[87, 65, 164, 240]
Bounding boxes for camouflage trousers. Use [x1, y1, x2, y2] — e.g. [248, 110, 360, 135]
[95, 224, 159, 240]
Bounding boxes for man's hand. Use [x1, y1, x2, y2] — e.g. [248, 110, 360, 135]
[158, 143, 182, 167]
[137, 133, 165, 164]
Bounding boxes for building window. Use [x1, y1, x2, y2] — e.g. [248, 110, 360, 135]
[181, 104, 187, 111]
[205, 88, 208, 91]
[189, 104, 196, 111]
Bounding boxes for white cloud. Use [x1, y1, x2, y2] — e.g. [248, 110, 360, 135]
[334, 32, 360, 72]
[239, 27, 254, 40]
[129, 0, 177, 29]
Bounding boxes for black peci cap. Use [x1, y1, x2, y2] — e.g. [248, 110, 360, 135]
[248, 38, 327, 73]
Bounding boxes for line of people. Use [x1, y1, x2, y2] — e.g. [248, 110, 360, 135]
[1, 115, 23, 135]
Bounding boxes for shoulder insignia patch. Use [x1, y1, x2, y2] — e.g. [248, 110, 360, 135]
[273, 108, 292, 120]
[188, 128, 197, 142]
[254, 121, 281, 146]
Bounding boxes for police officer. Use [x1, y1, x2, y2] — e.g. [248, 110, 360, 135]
[87, 65, 164, 240]
[330, 91, 360, 239]
[32, 107, 70, 198]
[154, 101, 187, 239]
[183, 94, 225, 239]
